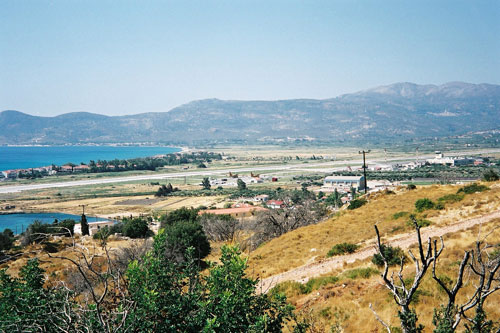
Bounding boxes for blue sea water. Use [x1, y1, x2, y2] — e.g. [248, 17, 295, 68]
[0, 213, 107, 234]
[0, 146, 181, 171]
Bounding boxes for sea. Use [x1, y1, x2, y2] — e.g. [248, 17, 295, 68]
[0, 213, 108, 234]
[0, 145, 181, 171]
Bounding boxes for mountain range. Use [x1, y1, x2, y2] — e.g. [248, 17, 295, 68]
[1, 82, 499, 145]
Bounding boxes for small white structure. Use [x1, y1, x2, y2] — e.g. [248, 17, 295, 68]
[322, 176, 365, 192]
[74, 220, 115, 236]
[426, 151, 475, 166]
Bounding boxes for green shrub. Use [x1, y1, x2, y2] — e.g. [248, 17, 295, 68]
[0, 229, 14, 252]
[392, 211, 409, 220]
[327, 243, 360, 257]
[161, 221, 211, 261]
[406, 217, 431, 228]
[407, 184, 417, 190]
[122, 218, 153, 239]
[457, 183, 489, 194]
[301, 276, 339, 294]
[438, 193, 464, 203]
[344, 267, 379, 279]
[348, 198, 367, 210]
[415, 198, 435, 212]
[93, 226, 112, 240]
[372, 244, 406, 267]
[160, 207, 200, 227]
[482, 168, 499, 181]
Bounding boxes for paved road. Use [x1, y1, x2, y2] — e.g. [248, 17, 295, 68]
[1, 148, 498, 194]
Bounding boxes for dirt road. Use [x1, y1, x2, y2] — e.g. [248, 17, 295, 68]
[258, 209, 500, 292]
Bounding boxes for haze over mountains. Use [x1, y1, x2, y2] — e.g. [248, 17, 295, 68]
[2, 82, 499, 145]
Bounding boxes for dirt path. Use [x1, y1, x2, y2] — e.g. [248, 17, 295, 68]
[258, 210, 500, 293]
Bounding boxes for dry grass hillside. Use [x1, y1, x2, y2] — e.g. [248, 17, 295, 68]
[276, 220, 500, 332]
[247, 182, 500, 280]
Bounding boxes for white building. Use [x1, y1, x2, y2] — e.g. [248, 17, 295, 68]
[322, 175, 366, 192]
[74, 220, 116, 236]
[426, 151, 475, 166]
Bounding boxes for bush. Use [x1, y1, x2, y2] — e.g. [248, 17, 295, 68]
[162, 221, 211, 261]
[406, 217, 432, 228]
[457, 183, 490, 195]
[372, 244, 406, 267]
[415, 198, 435, 212]
[93, 226, 112, 241]
[55, 219, 75, 237]
[347, 198, 367, 210]
[438, 193, 464, 203]
[122, 218, 153, 239]
[0, 229, 14, 252]
[344, 267, 379, 279]
[482, 168, 499, 181]
[301, 276, 339, 294]
[160, 207, 200, 227]
[327, 243, 360, 257]
[393, 211, 409, 220]
[407, 184, 417, 190]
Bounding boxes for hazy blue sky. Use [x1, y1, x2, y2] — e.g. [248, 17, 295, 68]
[1, 0, 499, 116]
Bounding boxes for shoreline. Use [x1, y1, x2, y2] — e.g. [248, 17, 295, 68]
[0, 145, 187, 173]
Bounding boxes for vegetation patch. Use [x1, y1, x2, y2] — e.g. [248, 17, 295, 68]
[343, 267, 379, 279]
[406, 218, 432, 228]
[457, 183, 490, 195]
[302, 276, 340, 294]
[437, 193, 464, 203]
[327, 243, 360, 257]
[372, 244, 406, 267]
[415, 198, 435, 212]
[347, 198, 367, 210]
[392, 211, 409, 220]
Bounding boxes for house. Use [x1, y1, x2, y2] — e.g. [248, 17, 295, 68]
[199, 206, 268, 219]
[74, 220, 116, 236]
[2, 170, 18, 179]
[322, 175, 365, 192]
[254, 194, 270, 202]
[266, 200, 285, 209]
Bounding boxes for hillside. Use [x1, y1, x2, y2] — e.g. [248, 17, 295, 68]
[1, 82, 499, 145]
[245, 182, 500, 331]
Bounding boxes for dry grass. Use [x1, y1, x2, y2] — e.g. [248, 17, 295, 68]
[277, 220, 500, 332]
[247, 182, 500, 280]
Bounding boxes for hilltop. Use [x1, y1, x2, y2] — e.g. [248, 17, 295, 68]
[1, 82, 499, 145]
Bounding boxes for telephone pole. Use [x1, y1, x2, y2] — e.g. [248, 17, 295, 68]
[358, 150, 371, 194]
[78, 204, 88, 215]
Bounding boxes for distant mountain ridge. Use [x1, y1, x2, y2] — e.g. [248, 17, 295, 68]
[1, 82, 499, 145]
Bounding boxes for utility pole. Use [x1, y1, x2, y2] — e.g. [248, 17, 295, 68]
[78, 204, 88, 215]
[358, 150, 371, 194]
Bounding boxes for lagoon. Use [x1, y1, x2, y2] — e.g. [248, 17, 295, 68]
[0, 146, 181, 171]
[0, 213, 107, 234]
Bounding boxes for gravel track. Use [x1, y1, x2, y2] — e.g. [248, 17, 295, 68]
[258, 210, 500, 293]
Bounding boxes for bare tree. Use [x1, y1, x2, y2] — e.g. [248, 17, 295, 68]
[373, 217, 444, 332]
[199, 213, 240, 242]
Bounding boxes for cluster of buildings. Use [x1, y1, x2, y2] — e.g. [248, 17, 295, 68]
[208, 173, 278, 187]
[425, 151, 485, 167]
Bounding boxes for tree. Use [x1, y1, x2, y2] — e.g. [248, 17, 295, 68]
[237, 179, 246, 191]
[0, 259, 77, 332]
[482, 168, 499, 181]
[0, 229, 14, 252]
[199, 213, 240, 242]
[161, 221, 211, 262]
[122, 217, 153, 238]
[81, 214, 89, 236]
[160, 207, 200, 227]
[201, 177, 211, 190]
